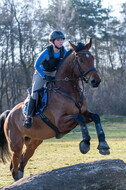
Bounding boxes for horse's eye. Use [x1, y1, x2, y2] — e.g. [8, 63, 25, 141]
[79, 57, 83, 63]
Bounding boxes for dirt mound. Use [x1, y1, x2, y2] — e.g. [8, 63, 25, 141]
[1, 159, 126, 190]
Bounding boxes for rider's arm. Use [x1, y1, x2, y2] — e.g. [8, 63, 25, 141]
[34, 49, 49, 78]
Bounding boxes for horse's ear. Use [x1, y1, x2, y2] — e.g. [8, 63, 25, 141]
[69, 41, 77, 51]
[85, 38, 92, 50]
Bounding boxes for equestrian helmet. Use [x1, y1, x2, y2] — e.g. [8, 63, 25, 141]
[49, 30, 65, 42]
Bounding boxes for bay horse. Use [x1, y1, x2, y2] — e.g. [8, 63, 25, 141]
[0, 38, 110, 181]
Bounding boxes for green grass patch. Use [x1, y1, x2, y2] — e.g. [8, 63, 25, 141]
[0, 115, 126, 187]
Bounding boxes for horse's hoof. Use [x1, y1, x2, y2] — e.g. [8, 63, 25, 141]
[14, 176, 19, 181]
[18, 170, 24, 179]
[79, 140, 90, 154]
[97, 141, 110, 155]
[14, 178, 19, 182]
[99, 148, 110, 155]
[12, 170, 19, 181]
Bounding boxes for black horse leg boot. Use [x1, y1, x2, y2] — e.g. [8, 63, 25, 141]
[24, 97, 36, 128]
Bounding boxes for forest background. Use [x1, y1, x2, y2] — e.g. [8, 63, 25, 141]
[0, 0, 126, 115]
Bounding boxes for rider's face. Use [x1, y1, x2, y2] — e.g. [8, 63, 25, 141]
[54, 38, 64, 48]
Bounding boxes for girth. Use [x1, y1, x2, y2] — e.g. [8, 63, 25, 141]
[36, 112, 71, 139]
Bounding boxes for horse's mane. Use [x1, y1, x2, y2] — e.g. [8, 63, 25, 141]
[57, 42, 86, 71]
[57, 49, 73, 71]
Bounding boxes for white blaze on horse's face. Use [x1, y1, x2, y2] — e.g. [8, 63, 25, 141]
[86, 54, 89, 58]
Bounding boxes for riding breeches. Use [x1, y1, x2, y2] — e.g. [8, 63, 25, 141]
[31, 71, 56, 100]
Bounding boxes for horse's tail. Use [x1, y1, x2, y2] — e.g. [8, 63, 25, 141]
[0, 110, 11, 163]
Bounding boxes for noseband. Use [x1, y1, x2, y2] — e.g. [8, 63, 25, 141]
[75, 51, 96, 83]
[49, 50, 97, 113]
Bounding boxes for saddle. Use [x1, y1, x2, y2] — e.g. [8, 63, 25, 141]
[24, 87, 48, 116]
[24, 87, 69, 139]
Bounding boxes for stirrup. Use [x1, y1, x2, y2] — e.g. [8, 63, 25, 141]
[24, 116, 33, 129]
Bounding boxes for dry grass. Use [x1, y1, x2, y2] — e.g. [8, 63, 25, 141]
[0, 115, 126, 187]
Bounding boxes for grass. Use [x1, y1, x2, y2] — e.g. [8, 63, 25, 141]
[0, 115, 126, 187]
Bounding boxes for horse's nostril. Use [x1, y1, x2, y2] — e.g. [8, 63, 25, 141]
[91, 79, 101, 87]
[91, 79, 96, 84]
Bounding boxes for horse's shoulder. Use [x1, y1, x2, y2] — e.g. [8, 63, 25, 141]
[10, 102, 24, 114]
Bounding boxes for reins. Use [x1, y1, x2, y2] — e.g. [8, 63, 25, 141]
[51, 51, 96, 83]
[48, 50, 96, 113]
[75, 51, 96, 83]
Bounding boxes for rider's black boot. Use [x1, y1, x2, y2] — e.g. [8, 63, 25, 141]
[24, 97, 36, 129]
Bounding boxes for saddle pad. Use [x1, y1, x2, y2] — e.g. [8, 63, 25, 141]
[24, 88, 47, 115]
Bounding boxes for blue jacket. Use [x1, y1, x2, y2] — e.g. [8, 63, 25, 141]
[34, 46, 67, 77]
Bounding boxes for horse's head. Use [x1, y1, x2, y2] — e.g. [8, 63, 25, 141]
[69, 38, 101, 88]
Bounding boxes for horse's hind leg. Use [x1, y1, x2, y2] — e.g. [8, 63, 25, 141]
[9, 135, 24, 181]
[18, 138, 42, 178]
[84, 111, 110, 155]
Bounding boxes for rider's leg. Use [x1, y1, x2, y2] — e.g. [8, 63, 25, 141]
[24, 72, 45, 128]
[23, 97, 36, 128]
[24, 71, 56, 128]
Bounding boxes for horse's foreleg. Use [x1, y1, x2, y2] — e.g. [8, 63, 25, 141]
[87, 112, 110, 155]
[18, 139, 42, 178]
[74, 114, 90, 154]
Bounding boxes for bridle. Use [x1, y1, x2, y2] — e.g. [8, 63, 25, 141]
[74, 51, 96, 83]
[48, 50, 97, 113]
[52, 50, 96, 83]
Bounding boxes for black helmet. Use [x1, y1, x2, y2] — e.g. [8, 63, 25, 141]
[49, 30, 65, 41]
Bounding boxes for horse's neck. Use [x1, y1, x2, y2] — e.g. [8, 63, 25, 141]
[56, 54, 74, 79]
[55, 53, 79, 89]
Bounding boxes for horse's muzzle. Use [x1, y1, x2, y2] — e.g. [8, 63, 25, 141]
[91, 78, 101, 88]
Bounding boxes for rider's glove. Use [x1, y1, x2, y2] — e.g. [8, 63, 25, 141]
[44, 75, 55, 82]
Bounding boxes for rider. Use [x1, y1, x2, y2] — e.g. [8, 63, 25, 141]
[24, 30, 67, 129]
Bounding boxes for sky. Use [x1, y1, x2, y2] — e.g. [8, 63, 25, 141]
[41, 0, 126, 18]
[102, 0, 126, 18]
[102, 0, 125, 8]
